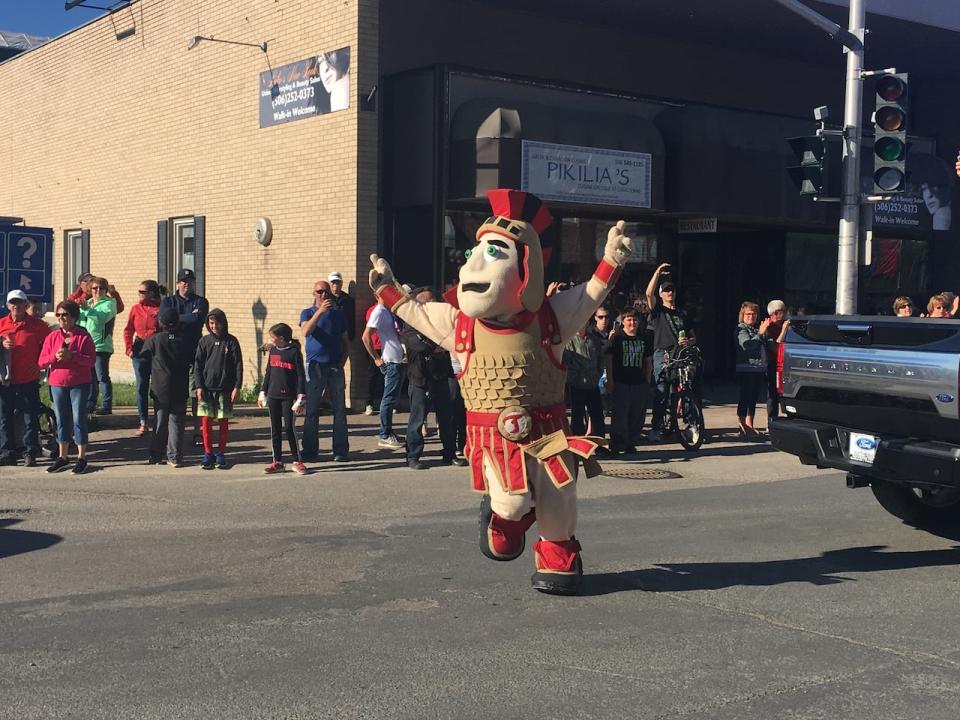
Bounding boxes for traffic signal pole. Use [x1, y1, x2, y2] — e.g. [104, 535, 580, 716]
[774, 0, 865, 315]
[837, 0, 865, 315]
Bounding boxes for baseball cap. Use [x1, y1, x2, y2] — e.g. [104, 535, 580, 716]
[6, 289, 28, 303]
[177, 268, 196, 282]
[159, 308, 180, 328]
[327, 271, 343, 282]
[659, 282, 675, 293]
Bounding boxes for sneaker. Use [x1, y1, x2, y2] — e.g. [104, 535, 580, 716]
[168, 458, 184, 468]
[332, 455, 349, 462]
[71, 458, 89, 475]
[292, 461, 307, 475]
[23, 453, 38, 468]
[364, 404, 375, 416]
[378, 434, 404, 449]
[215, 453, 227, 469]
[46, 457, 70, 474]
[147, 456, 167, 465]
[200, 453, 214, 470]
[264, 461, 285, 474]
[443, 456, 469, 467]
[407, 460, 428, 470]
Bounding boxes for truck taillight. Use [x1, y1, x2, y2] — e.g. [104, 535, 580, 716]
[777, 344, 785, 395]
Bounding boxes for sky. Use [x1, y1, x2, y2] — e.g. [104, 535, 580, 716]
[0, 0, 104, 39]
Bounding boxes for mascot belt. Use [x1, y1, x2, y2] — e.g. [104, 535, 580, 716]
[464, 403, 603, 495]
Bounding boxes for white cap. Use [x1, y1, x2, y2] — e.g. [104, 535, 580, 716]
[6, 289, 28, 303]
[767, 299, 786, 314]
[327, 271, 343, 282]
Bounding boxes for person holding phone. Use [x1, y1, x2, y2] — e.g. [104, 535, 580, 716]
[299, 279, 350, 462]
[38, 301, 96, 474]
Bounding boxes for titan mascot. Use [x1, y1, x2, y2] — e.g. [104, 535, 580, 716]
[369, 189, 633, 595]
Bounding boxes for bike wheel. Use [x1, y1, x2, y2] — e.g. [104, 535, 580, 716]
[675, 390, 704, 451]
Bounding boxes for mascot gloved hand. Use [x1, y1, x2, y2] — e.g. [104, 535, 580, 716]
[604, 220, 635, 267]
[368, 253, 396, 294]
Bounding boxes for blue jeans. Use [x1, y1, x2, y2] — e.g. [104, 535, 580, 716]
[0, 381, 43, 459]
[131, 355, 152, 426]
[89, 352, 113, 412]
[406, 379, 456, 462]
[301, 362, 348, 458]
[51, 384, 91, 446]
[379, 362, 405, 439]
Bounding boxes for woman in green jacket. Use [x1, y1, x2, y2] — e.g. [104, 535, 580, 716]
[79, 277, 118, 415]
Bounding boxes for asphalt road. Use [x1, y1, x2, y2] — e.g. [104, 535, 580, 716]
[2, 414, 960, 719]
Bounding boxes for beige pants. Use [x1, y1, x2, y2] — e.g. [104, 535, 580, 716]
[484, 452, 578, 541]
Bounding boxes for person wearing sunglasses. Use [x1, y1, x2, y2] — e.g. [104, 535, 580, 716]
[124, 280, 163, 436]
[78, 277, 118, 416]
[38, 301, 97, 474]
[645, 262, 695, 442]
[299, 280, 350, 462]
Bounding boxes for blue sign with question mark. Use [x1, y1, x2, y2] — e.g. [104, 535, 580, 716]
[0, 224, 53, 302]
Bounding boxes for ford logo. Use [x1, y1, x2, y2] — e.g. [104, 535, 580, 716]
[856, 437, 877, 451]
[936, 393, 955, 403]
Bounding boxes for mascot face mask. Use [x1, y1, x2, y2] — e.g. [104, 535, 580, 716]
[455, 189, 553, 321]
[456, 233, 524, 320]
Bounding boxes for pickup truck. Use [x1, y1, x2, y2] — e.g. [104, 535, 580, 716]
[769, 315, 960, 528]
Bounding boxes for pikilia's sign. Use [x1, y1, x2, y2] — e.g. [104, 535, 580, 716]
[520, 140, 653, 208]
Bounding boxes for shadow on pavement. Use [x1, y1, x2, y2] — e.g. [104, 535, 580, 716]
[583, 544, 960, 595]
[0, 518, 62, 560]
[632, 442, 778, 463]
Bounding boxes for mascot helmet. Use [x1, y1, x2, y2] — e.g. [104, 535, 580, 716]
[475, 189, 553, 313]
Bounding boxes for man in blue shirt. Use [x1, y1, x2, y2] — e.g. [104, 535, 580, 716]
[299, 279, 350, 461]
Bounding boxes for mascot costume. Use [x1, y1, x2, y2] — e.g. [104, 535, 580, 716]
[369, 189, 633, 595]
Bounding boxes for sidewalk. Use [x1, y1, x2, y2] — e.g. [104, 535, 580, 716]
[5, 389, 826, 498]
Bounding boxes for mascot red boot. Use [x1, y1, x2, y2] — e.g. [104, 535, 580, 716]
[369, 189, 633, 595]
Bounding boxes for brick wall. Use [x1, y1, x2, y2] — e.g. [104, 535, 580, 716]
[0, 0, 379, 401]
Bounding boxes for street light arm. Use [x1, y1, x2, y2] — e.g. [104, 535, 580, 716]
[772, 0, 864, 52]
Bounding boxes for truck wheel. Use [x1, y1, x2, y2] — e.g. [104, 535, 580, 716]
[870, 480, 960, 525]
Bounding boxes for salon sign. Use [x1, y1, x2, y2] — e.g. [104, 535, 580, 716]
[521, 141, 652, 208]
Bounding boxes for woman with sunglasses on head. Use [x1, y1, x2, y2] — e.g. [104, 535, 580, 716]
[78, 276, 118, 415]
[735, 301, 769, 438]
[124, 280, 162, 437]
[38, 301, 97, 473]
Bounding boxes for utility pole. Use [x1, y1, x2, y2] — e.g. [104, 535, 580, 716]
[774, 0, 865, 315]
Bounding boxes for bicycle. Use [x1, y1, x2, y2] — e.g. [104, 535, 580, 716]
[658, 345, 705, 451]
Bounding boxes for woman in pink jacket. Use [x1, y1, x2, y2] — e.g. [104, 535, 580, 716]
[38, 300, 97, 474]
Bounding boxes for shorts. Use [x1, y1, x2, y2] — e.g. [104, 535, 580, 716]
[197, 389, 234, 419]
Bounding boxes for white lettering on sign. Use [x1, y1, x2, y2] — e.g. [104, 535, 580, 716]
[521, 141, 652, 208]
[677, 218, 718, 234]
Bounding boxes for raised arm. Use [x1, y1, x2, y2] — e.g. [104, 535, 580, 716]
[645, 262, 670, 311]
[548, 221, 634, 343]
[368, 254, 457, 350]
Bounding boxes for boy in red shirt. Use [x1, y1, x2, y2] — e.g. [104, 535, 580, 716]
[0, 289, 52, 466]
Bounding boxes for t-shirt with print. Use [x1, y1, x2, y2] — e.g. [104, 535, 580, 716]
[606, 331, 653, 385]
[648, 306, 692, 352]
[366, 304, 403, 363]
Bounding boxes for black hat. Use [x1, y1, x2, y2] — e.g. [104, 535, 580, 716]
[177, 268, 196, 282]
[659, 282, 676, 293]
[159, 308, 180, 328]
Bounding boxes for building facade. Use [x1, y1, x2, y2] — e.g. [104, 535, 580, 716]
[1, 0, 958, 388]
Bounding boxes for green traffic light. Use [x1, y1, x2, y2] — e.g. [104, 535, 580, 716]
[875, 137, 904, 162]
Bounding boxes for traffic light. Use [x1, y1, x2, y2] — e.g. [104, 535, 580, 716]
[787, 135, 841, 197]
[872, 72, 908, 193]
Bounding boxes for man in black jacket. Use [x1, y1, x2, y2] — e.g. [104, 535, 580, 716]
[159, 268, 210, 442]
[402, 288, 468, 470]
